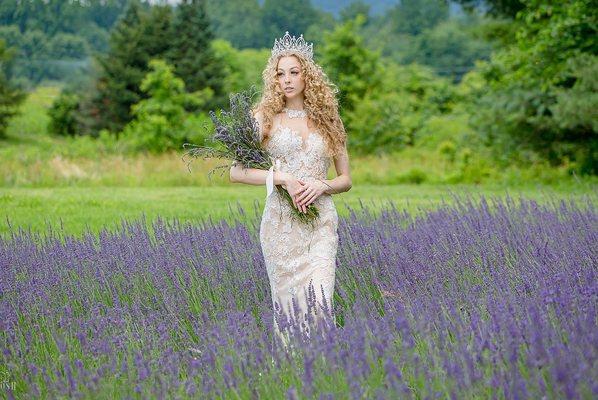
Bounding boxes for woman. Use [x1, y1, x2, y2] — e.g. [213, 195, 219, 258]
[230, 32, 352, 348]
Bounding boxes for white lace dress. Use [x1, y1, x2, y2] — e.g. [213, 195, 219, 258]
[259, 123, 339, 346]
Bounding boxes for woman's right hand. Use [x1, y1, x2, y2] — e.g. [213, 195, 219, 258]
[283, 176, 308, 213]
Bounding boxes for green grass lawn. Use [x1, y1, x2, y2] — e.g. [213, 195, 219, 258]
[1, 86, 596, 239]
[2, 182, 595, 238]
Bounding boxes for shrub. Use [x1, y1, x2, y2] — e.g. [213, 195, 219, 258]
[437, 140, 457, 163]
[345, 62, 459, 155]
[47, 90, 80, 136]
[399, 167, 428, 184]
[119, 59, 213, 154]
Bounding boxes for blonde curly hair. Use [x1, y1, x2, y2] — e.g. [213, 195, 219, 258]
[252, 52, 347, 159]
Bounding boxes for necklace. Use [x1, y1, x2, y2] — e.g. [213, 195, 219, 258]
[283, 107, 307, 119]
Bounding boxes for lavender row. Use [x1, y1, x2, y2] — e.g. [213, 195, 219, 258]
[1, 192, 596, 399]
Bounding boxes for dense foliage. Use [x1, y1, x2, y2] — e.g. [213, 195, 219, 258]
[72, 0, 227, 137]
[455, 0, 525, 17]
[319, 15, 383, 114]
[468, 0, 597, 174]
[361, 0, 493, 81]
[344, 62, 458, 154]
[118, 59, 213, 153]
[46, 90, 79, 137]
[169, 0, 228, 111]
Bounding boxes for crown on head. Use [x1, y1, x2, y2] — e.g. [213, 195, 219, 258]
[271, 31, 313, 61]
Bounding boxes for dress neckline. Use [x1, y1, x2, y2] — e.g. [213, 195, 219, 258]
[273, 125, 319, 152]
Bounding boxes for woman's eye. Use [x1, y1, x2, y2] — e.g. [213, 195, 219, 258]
[292, 71, 298, 75]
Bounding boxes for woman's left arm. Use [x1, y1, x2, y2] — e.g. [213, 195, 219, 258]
[319, 142, 352, 195]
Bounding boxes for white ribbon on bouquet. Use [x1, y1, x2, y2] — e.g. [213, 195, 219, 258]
[266, 157, 281, 199]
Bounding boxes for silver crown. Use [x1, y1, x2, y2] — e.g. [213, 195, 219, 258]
[271, 31, 313, 61]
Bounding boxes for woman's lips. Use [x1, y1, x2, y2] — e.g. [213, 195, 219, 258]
[285, 87, 294, 92]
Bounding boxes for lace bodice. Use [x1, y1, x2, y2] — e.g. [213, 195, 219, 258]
[260, 121, 338, 248]
[265, 125, 332, 182]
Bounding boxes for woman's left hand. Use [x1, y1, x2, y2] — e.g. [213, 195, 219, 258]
[295, 179, 327, 208]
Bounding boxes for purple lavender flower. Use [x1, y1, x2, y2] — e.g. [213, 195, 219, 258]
[1, 193, 596, 398]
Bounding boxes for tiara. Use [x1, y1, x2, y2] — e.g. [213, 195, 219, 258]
[271, 31, 313, 61]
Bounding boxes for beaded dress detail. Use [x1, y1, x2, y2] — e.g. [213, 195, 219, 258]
[258, 112, 339, 347]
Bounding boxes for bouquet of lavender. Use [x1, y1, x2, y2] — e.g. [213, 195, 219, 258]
[182, 86, 320, 225]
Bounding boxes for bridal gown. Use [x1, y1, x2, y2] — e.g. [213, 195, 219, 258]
[258, 117, 339, 348]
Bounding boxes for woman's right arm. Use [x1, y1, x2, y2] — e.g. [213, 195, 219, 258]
[229, 164, 291, 187]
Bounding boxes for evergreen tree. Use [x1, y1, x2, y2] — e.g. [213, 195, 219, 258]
[168, 0, 227, 112]
[77, 0, 149, 135]
[77, 2, 178, 136]
[141, 4, 174, 62]
[47, 90, 79, 137]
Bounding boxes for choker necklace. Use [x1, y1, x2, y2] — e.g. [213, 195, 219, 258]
[283, 107, 307, 118]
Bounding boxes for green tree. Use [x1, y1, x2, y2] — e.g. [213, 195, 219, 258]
[84, 0, 131, 30]
[455, 0, 525, 18]
[0, 0, 129, 85]
[120, 59, 213, 153]
[470, 0, 597, 174]
[405, 18, 493, 81]
[319, 14, 383, 115]
[260, 0, 319, 48]
[210, 38, 270, 95]
[19, 29, 50, 83]
[387, 0, 449, 36]
[205, 0, 263, 49]
[0, 25, 21, 49]
[62, 0, 227, 137]
[140, 3, 174, 61]
[551, 54, 597, 136]
[369, 0, 469, 81]
[345, 61, 457, 154]
[47, 90, 80, 137]
[0, 0, 127, 35]
[0, 39, 27, 139]
[77, 1, 149, 136]
[75, 2, 180, 136]
[168, 0, 227, 112]
[48, 33, 88, 58]
[339, 1, 370, 23]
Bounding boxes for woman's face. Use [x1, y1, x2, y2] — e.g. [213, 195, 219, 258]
[276, 55, 305, 99]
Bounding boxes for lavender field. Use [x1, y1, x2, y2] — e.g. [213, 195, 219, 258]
[1, 192, 597, 399]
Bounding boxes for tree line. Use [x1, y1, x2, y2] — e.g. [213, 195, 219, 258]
[0, 0, 493, 86]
